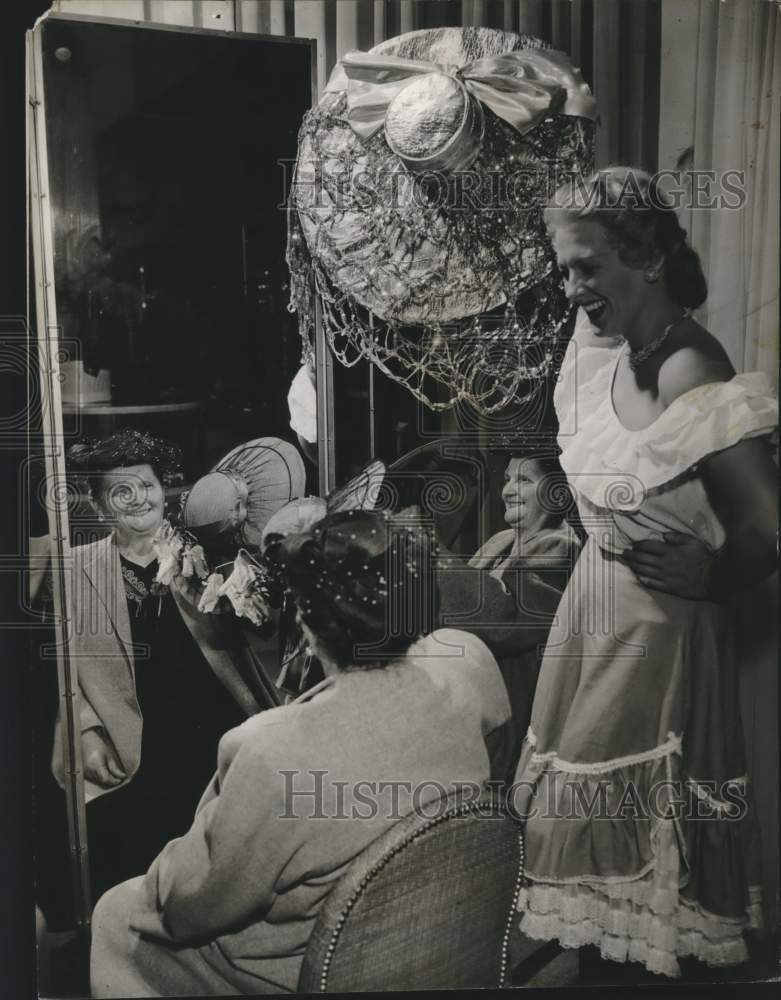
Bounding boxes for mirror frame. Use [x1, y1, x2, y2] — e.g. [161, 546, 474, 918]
[27, 9, 323, 927]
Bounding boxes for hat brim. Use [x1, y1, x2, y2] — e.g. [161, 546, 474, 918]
[212, 437, 307, 549]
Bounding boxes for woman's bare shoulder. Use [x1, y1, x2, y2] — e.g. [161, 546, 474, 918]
[658, 321, 735, 406]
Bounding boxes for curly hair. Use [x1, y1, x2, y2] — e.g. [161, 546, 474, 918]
[267, 510, 439, 671]
[545, 166, 707, 309]
[67, 429, 182, 502]
[492, 435, 577, 525]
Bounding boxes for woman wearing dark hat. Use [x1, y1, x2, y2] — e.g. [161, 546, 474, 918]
[53, 429, 272, 902]
[90, 510, 510, 996]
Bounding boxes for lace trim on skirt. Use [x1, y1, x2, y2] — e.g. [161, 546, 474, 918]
[518, 864, 762, 978]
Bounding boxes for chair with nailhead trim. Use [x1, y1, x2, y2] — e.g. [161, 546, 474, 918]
[297, 789, 524, 992]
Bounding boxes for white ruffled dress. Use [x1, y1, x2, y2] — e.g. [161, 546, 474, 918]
[513, 311, 778, 977]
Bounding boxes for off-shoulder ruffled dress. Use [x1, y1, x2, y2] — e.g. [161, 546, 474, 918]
[513, 310, 778, 978]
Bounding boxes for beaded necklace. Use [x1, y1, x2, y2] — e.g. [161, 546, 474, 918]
[627, 309, 691, 371]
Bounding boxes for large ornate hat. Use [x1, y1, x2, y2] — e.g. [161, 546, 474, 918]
[181, 437, 306, 553]
[288, 26, 596, 413]
[260, 459, 386, 549]
[151, 437, 306, 628]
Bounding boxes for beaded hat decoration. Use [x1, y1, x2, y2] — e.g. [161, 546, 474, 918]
[272, 508, 439, 636]
[287, 26, 596, 414]
[66, 428, 183, 501]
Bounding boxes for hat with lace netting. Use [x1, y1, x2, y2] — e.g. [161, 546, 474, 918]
[288, 25, 596, 414]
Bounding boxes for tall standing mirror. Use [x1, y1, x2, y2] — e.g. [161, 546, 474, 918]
[28, 10, 317, 971]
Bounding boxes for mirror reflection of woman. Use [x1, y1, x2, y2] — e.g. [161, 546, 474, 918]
[437, 445, 582, 782]
[513, 168, 778, 982]
[56, 430, 256, 903]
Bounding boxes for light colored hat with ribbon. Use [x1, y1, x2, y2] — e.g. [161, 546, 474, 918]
[331, 44, 595, 175]
[181, 437, 306, 554]
[288, 26, 596, 414]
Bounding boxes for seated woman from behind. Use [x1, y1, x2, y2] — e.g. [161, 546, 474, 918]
[90, 510, 510, 998]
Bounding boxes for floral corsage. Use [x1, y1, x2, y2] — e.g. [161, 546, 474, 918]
[152, 518, 275, 628]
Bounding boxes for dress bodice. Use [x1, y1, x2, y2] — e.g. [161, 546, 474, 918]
[555, 310, 778, 553]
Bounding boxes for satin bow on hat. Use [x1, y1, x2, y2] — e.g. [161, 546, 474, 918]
[325, 47, 597, 142]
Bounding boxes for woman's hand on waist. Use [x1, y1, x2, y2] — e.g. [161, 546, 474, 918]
[620, 532, 715, 600]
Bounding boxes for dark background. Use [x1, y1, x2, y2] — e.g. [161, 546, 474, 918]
[2, 4, 51, 996]
[0, 0, 310, 998]
[42, 15, 313, 481]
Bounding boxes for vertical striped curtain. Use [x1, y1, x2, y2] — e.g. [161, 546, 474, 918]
[658, 0, 780, 938]
[52, 0, 662, 170]
[297, 0, 662, 169]
[658, 0, 779, 383]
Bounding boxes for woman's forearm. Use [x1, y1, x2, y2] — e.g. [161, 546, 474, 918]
[700, 437, 778, 600]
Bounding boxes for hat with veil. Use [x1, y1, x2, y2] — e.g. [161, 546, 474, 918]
[287, 25, 596, 414]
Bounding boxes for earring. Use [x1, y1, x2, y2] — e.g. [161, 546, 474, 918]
[644, 268, 661, 282]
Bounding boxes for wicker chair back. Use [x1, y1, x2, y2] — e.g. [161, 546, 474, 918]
[298, 789, 524, 992]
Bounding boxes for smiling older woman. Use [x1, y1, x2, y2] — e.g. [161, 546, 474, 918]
[512, 168, 778, 981]
[55, 430, 260, 904]
[435, 440, 582, 782]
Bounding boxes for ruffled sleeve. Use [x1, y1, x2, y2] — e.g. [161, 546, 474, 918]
[635, 373, 778, 490]
[561, 371, 778, 510]
[554, 308, 622, 433]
